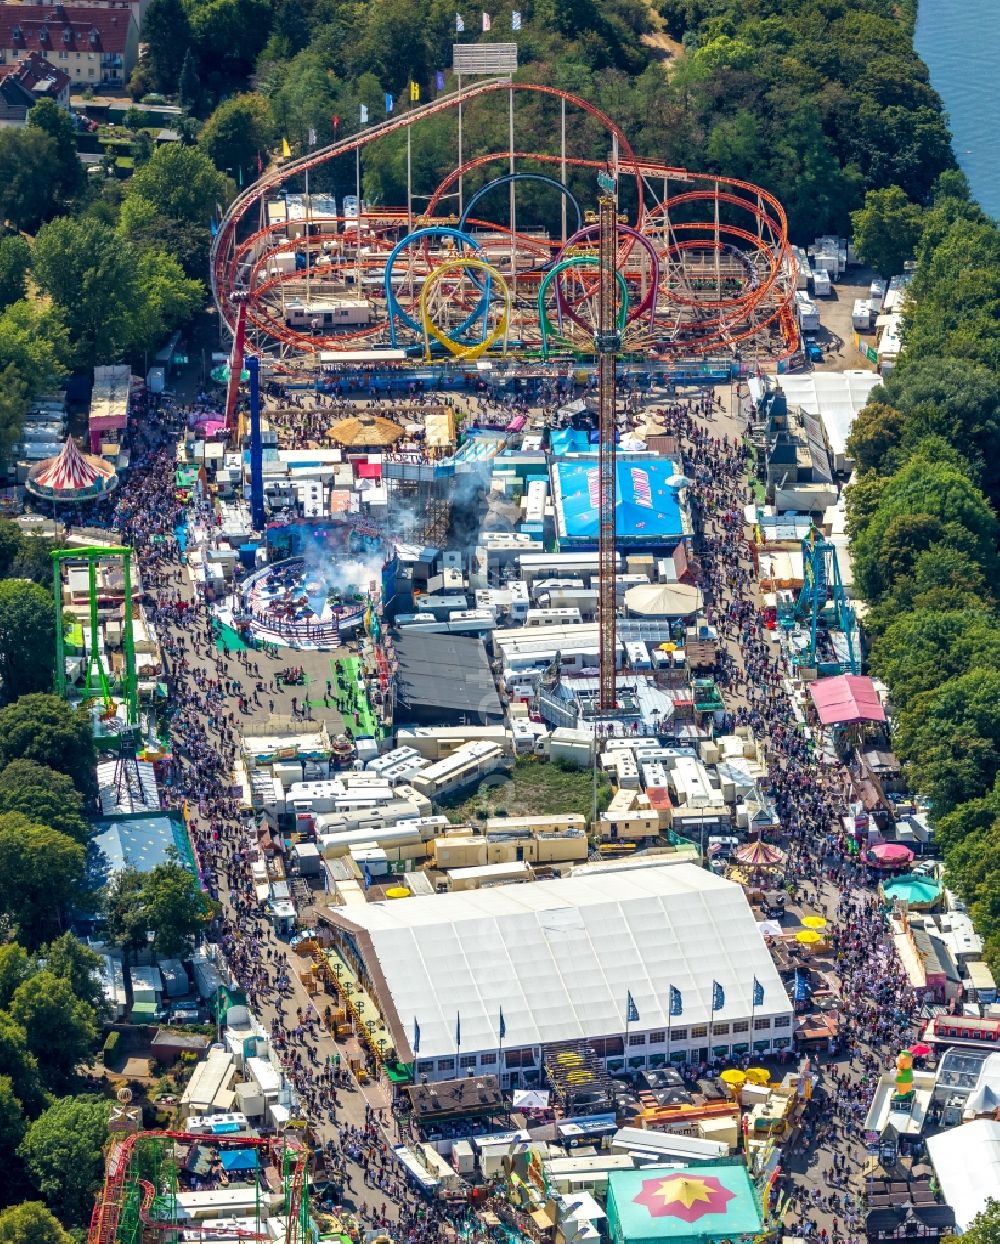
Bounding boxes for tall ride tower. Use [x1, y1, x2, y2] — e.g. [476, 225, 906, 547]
[596, 177, 620, 711]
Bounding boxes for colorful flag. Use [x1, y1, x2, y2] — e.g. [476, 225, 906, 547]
[712, 980, 725, 1012]
[436, 70, 446, 91]
[409, 80, 420, 102]
[669, 985, 683, 1016]
[256, 151, 263, 174]
[455, 11, 464, 30]
[482, 10, 491, 30]
[331, 114, 340, 131]
[413, 1017, 421, 1054]
[512, 9, 521, 29]
[499, 1007, 506, 1040]
[281, 137, 291, 157]
[455, 1012, 462, 1049]
[385, 93, 394, 113]
[308, 126, 317, 145]
[359, 103, 369, 124]
[210, 218, 218, 237]
[753, 977, 765, 1007]
[626, 991, 640, 1024]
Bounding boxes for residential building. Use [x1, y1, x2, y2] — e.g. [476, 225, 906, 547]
[0, 4, 139, 85]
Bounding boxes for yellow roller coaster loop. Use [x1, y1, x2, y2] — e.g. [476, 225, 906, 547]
[419, 258, 511, 361]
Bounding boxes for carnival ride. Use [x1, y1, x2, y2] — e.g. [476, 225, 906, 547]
[781, 525, 860, 675]
[88, 1129, 310, 1244]
[210, 80, 798, 375]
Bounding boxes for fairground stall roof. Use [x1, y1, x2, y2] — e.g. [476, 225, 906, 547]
[552, 456, 687, 549]
[25, 435, 118, 502]
[607, 1163, 763, 1244]
[328, 413, 405, 449]
[809, 674, 885, 726]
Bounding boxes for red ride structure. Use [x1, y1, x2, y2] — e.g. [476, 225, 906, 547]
[210, 80, 799, 370]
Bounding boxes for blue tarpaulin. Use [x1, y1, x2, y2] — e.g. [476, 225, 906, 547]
[220, 1148, 258, 1172]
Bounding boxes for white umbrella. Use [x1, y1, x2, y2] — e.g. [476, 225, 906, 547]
[667, 473, 691, 489]
[757, 919, 783, 938]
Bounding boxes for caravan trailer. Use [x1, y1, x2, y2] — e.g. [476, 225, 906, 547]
[284, 300, 372, 331]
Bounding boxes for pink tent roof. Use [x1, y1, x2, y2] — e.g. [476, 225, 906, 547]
[26, 436, 117, 499]
[809, 675, 885, 726]
[870, 843, 913, 864]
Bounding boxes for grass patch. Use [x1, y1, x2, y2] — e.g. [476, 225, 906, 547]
[439, 755, 612, 827]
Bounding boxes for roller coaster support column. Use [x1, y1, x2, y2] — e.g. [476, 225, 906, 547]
[248, 354, 265, 531]
[596, 178, 620, 712]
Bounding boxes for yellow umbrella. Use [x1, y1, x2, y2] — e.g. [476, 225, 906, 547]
[385, 887, 410, 899]
[796, 929, 823, 945]
[745, 1067, 770, 1085]
[658, 642, 677, 652]
[720, 1069, 746, 1086]
[801, 915, 827, 930]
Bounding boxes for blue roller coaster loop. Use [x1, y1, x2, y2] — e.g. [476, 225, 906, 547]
[385, 227, 491, 348]
[458, 173, 583, 277]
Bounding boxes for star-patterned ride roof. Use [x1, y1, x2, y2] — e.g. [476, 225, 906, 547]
[607, 1163, 763, 1243]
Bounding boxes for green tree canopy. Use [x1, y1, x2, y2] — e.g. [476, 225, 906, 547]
[850, 184, 925, 277]
[0, 694, 96, 796]
[947, 1185, 1000, 1244]
[142, 0, 191, 92]
[0, 128, 56, 232]
[0, 301, 70, 403]
[9, 972, 98, 1091]
[26, 99, 83, 203]
[198, 93, 275, 177]
[18, 1095, 110, 1225]
[0, 814, 86, 949]
[41, 934, 106, 1016]
[144, 856, 218, 957]
[0, 760, 88, 844]
[0, 1075, 27, 1174]
[846, 400, 906, 475]
[895, 669, 1000, 818]
[870, 609, 1000, 711]
[0, 1015, 43, 1118]
[0, 1201, 73, 1244]
[0, 580, 55, 704]
[0, 944, 31, 1011]
[127, 144, 230, 229]
[0, 236, 30, 313]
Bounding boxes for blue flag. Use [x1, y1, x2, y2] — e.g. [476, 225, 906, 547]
[436, 70, 446, 92]
[669, 985, 683, 1017]
[455, 11, 464, 31]
[626, 991, 639, 1024]
[210, 218, 218, 238]
[753, 977, 765, 1008]
[712, 981, 725, 1012]
[360, 103, 369, 124]
[499, 1007, 506, 1041]
[385, 93, 394, 114]
[413, 1017, 420, 1054]
[511, 9, 521, 29]
[455, 1012, 461, 1049]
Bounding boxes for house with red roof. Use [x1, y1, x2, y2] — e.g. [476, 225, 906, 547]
[0, 3, 138, 86]
[0, 49, 70, 121]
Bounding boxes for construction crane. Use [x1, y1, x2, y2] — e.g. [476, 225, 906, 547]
[596, 174, 620, 711]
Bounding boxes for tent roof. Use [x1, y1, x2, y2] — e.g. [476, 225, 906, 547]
[553, 457, 685, 544]
[328, 414, 404, 447]
[927, 1119, 1000, 1230]
[809, 674, 885, 725]
[26, 436, 117, 500]
[324, 862, 791, 1062]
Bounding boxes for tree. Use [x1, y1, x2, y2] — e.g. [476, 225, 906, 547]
[0, 236, 30, 312]
[871, 609, 1000, 711]
[0, 1076, 26, 1168]
[0, 301, 71, 401]
[0, 365, 29, 478]
[846, 400, 905, 475]
[0, 814, 86, 948]
[851, 184, 925, 277]
[128, 144, 230, 229]
[198, 93, 274, 178]
[0, 944, 31, 1010]
[143, 855, 217, 957]
[42, 934, 106, 1015]
[0, 694, 96, 796]
[102, 866, 149, 1014]
[0, 1202, 73, 1244]
[0, 580, 55, 703]
[0, 760, 88, 843]
[26, 98, 83, 202]
[895, 669, 1000, 817]
[142, 0, 191, 93]
[177, 48, 202, 113]
[131, 129, 154, 168]
[9, 972, 98, 1091]
[18, 1096, 110, 1225]
[0, 127, 56, 231]
[0, 1014, 43, 1117]
[950, 1195, 1000, 1244]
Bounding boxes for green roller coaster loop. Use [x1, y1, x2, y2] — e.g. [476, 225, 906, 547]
[538, 255, 629, 359]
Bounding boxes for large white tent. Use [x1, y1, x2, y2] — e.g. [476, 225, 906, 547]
[776, 370, 882, 473]
[324, 862, 792, 1072]
[927, 1118, 1000, 1230]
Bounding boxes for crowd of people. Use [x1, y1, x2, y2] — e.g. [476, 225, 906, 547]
[69, 374, 924, 1244]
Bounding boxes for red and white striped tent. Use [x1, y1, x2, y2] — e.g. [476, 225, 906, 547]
[25, 436, 118, 502]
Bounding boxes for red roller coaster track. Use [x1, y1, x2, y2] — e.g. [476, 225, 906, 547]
[87, 1129, 308, 1244]
[210, 79, 798, 365]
